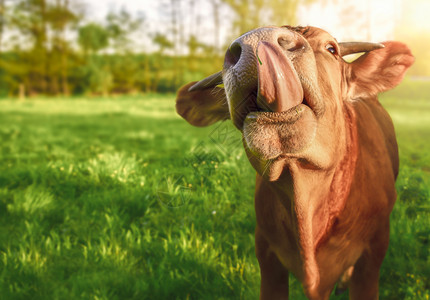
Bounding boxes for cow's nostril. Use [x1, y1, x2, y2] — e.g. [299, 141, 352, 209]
[225, 41, 242, 68]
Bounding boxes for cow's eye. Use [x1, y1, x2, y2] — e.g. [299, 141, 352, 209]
[325, 44, 337, 55]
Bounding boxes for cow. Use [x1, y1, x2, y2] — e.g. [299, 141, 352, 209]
[175, 26, 414, 300]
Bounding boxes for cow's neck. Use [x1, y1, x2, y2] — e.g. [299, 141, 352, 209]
[262, 104, 358, 289]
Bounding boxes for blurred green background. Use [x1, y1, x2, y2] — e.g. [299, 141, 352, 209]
[0, 0, 429, 299]
[0, 0, 429, 97]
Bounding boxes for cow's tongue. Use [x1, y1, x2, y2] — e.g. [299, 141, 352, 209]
[256, 41, 304, 113]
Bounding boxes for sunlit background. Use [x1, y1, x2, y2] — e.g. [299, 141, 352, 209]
[0, 0, 429, 97]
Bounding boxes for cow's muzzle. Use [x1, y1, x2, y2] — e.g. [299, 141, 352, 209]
[222, 26, 318, 130]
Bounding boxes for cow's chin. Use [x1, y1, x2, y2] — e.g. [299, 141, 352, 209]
[242, 103, 318, 181]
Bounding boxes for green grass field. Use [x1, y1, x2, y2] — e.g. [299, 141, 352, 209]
[0, 85, 429, 299]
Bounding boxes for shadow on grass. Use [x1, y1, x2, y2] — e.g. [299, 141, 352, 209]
[0, 94, 429, 299]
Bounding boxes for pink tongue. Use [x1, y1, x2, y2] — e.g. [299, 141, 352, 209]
[257, 41, 303, 112]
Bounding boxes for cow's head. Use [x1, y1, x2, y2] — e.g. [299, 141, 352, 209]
[176, 26, 414, 181]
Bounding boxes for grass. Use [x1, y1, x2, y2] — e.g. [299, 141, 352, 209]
[0, 84, 429, 299]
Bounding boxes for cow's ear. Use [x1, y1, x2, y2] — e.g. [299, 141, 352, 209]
[347, 42, 414, 99]
[176, 82, 230, 127]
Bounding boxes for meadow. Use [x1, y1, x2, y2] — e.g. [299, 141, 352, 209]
[0, 82, 429, 299]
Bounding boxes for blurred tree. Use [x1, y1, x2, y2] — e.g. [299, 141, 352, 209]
[3, 0, 81, 96]
[152, 33, 174, 56]
[170, 0, 179, 50]
[106, 8, 144, 53]
[220, 0, 264, 34]
[9, 0, 49, 95]
[169, 0, 183, 88]
[0, 52, 27, 98]
[152, 33, 173, 91]
[109, 55, 138, 93]
[105, 8, 146, 94]
[78, 24, 112, 95]
[0, 0, 5, 53]
[187, 35, 218, 71]
[78, 23, 109, 55]
[187, 35, 200, 60]
[188, 0, 196, 37]
[221, 0, 316, 36]
[0, 0, 7, 96]
[210, 0, 221, 52]
[155, 0, 184, 92]
[47, 0, 78, 95]
[268, 0, 310, 25]
[86, 59, 113, 97]
[0, 0, 328, 97]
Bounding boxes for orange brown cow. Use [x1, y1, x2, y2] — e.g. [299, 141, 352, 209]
[176, 26, 414, 300]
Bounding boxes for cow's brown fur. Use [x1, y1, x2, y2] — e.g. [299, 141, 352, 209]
[175, 26, 413, 299]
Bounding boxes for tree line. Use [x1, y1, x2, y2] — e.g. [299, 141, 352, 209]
[1, 0, 427, 98]
[0, 0, 312, 98]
